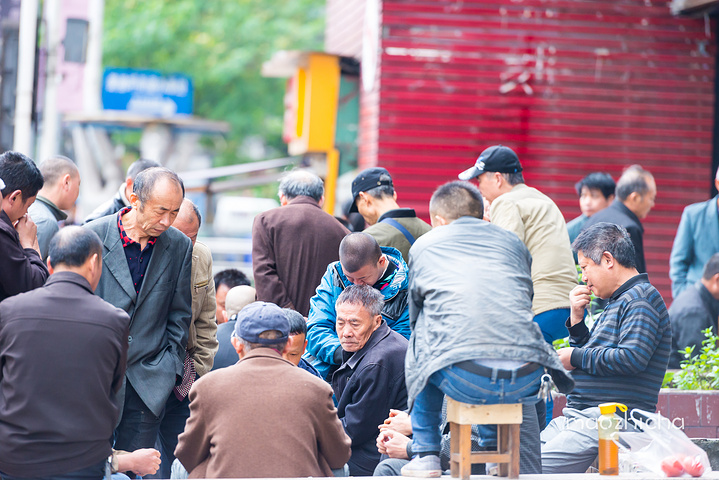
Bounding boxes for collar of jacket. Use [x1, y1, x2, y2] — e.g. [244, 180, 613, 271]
[340, 320, 391, 370]
[695, 280, 719, 318]
[36, 196, 68, 221]
[613, 200, 644, 232]
[238, 346, 295, 366]
[377, 208, 417, 222]
[45, 270, 94, 294]
[609, 273, 650, 301]
[0, 209, 14, 232]
[288, 195, 322, 208]
[333, 246, 408, 301]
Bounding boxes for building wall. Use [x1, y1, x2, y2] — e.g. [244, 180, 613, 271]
[326, 0, 717, 301]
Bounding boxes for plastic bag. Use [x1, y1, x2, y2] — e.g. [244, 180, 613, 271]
[614, 409, 711, 477]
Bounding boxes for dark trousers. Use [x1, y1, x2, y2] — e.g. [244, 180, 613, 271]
[0, 459, 106, 480]
[114, 381, 162, 452]
[147, 387, 192, 479]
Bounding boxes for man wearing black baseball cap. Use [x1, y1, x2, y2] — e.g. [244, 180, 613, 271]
[458, 145, 577, 349]
[349, 167, 431, 262]
[175, 301, 351, 478]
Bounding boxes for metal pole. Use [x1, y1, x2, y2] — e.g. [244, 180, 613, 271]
[39, 0, 61, 162]
[83, 0, 104, 112]
[12, 0, 39, 156]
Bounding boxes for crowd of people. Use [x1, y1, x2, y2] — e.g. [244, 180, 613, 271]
[0, 146, 716, 479]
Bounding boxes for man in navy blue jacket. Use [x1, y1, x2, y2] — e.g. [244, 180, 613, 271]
[331, 285, 408, 476]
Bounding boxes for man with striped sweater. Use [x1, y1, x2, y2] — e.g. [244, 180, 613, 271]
[541, 222, 671, 474]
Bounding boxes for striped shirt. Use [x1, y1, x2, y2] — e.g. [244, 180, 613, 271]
[567, 274, 671, 412]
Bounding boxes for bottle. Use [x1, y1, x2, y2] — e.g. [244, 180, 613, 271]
[597, 402, 628, 475]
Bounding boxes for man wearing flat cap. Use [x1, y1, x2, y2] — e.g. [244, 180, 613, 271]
[459, 145, 577, 348]
[349, 167, 431, 262]
[175, 301, 351, 478]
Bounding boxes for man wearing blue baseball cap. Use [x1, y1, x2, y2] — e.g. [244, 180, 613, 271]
[175, 301, 351, 478]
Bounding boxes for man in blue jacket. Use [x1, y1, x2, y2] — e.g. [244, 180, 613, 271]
[669, 166, 719, 299]
[306, 232, 410, 379]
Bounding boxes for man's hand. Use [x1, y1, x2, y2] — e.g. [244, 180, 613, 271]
[569, 284, 591, 326]
[376, 430, 410, 459]
[557, 347, 575, 371]
[15, 215, 39, 252]
[378, 409, 412, 436]
[117, 448, 161, 476]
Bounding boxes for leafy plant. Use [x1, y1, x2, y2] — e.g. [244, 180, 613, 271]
[670, 328, 719, 390]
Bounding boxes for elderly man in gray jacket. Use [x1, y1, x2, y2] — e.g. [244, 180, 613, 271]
[401, 181, 573, 477]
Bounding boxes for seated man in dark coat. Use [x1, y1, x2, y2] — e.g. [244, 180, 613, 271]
[0, 226, 129, 480]
[331, 285, 408, 476]
[669, 253, 719, 368]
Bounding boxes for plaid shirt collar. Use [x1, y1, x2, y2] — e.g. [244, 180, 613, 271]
[117, 206, 157, 248]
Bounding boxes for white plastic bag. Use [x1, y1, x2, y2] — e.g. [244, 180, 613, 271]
[614, 409, 711, 477]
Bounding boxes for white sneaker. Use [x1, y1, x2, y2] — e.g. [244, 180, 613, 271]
[401, 455, 442, 478]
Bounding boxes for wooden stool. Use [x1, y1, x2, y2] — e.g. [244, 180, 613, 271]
[447, 399, 522, 479]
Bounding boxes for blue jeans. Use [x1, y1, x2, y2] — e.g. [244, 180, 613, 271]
[534, 308, 570, 344]
[113, 381, 162, 452]
[0, 459, 106, 480]
[411, 362, 543, 453]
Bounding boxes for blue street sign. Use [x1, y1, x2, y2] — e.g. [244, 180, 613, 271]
[102, 68, 193, 116]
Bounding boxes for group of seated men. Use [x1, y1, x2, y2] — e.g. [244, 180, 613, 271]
[0, 145, 684, 479]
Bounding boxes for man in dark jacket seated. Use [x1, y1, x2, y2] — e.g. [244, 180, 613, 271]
[331, 285, 408, 476]
[669, 253, 719, 369]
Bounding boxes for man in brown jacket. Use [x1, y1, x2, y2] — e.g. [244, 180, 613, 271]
[252, 170, 349, 316]
[175, 301, 351, 478]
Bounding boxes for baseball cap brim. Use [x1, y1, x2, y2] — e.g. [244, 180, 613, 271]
[458, 165, 484, 181]
[348, 196, 359, 213]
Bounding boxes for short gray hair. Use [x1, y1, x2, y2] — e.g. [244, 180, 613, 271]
[572, 222, 636, 269]
[133, 167, 185, 204]
[278, 170, 324, 202]
[615, 165, 653, 202]
[336, 284, 384, 317]
[234, 329, 287, 354]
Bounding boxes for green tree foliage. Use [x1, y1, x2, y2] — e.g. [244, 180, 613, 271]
[103, 0, 325, 164]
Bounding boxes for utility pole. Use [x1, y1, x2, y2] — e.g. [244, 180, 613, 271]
[12, 0, 38, 156]
[39, 0, 61, 162]
[84, 0, 104, 112]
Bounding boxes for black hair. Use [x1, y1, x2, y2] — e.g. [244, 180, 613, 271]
[339, 232, 382, 273]
[574, 172, 616, 199]
[283, 308, 307, 336]
[572, 222, 637, 269]
[214, 268, 252, 289]
[703, 253, 719, 280]
[0, 151, 44, 199]
[429, 181, 484, 221]
[48, 226, 102, 268]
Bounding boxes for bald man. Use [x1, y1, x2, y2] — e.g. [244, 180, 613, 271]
[28, 156, 80, 260]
